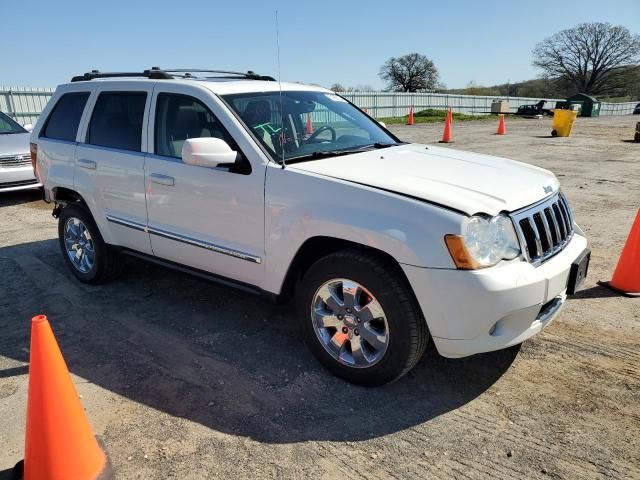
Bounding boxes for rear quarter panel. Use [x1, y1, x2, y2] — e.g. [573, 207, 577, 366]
[32, 84, 97, 201]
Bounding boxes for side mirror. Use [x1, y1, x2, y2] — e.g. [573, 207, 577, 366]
[378, 121, 387, 129]
[23, 123, 33, 132]
[181, 137, 237, 168]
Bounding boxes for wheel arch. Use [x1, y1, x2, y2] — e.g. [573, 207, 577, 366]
[279, 236, 416, 303]
[52, 186, 88, 206]
[50, 186, 117, 244]
[51, 186, 91, 218]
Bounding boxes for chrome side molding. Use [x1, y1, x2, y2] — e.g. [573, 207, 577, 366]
[105, 214, 262, 264]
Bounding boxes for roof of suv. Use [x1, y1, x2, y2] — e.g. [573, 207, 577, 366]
[70, 78, 330, 95]
[67, 68, 331, 95]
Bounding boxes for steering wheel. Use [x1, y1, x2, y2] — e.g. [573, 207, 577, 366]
[307, 125, 337, 143]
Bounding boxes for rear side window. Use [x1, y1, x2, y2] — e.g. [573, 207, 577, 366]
[42, 92, 90, 141]
[87, 92, 147, 152]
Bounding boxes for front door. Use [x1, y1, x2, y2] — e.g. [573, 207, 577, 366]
[144, 89, 265, 287]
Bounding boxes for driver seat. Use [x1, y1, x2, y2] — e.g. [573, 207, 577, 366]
[243, 101, 276, 152]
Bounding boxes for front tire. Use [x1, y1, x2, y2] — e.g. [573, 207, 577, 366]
[58, 204, 123, 284]
[297, 249, 428, 386]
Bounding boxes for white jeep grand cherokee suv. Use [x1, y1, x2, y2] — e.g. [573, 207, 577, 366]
[32, 68, 590, 386]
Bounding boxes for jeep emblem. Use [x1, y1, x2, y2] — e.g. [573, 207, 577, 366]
[543, 185, 553, 194]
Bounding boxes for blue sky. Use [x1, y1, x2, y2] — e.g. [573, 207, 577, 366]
[3, 0, 639, 89]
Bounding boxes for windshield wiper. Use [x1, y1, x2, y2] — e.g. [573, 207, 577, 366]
[285, 149, 362, 164]
[285, 143, 400, 164]
[355, 142, 398, 150]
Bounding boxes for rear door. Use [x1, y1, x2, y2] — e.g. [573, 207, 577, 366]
[74, 83, 153, 254]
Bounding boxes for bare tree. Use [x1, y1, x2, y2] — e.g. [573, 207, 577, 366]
[379, 53, 439, 92]
[330, 83, 346, 92]
[347, 84, 374, 92]
[533, 23, 640, 95]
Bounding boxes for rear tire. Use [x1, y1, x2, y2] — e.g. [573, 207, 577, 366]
[58, 204, 123, 284]
[297, 249, 428, 386]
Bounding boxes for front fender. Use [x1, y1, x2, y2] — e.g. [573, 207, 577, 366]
[263, 165, 463, 294]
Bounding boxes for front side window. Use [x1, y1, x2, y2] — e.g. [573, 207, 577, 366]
[87, 92, 147, 152]
[222, 91, 399, 164]
[42, 92, 90, 142]
[0, 112, 27, 135]
[155, 93, 237, 158]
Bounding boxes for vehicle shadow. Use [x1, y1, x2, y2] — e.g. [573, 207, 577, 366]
[0, 240, 517, 444]
[570, 284, 622, 300]
[0, 465, 20, 480]
[0, 189, 43, 207]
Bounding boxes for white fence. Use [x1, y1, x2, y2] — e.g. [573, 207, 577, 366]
[1, 87, 636, 125]
[0, 87, 55, 125]
[340, 92, 567, 117]
[339, 92, 638, 117]
[598, 101, 638, 116]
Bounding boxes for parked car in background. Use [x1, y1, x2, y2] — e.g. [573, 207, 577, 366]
[33, 68, 590, 386]
[0, 111, 40, 192]
[633, 103, 640, 114]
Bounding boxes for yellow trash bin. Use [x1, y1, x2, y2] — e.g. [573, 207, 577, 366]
[551, 109, 578, 137]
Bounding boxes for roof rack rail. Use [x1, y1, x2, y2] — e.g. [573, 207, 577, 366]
[162, 69, 275, 81]
[70, 67, 275, 82]
[71, 67, 173, 82]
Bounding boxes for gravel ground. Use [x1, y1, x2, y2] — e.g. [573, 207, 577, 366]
[1, 115, 639, 479]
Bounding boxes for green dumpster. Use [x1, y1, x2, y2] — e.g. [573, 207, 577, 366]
[567, 93, 600, 117]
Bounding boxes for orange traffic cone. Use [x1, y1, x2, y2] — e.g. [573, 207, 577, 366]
[305, 112, 313, 135]
[406, 107, 414, 125]
[17, 315, 110, 480]
[599, 209, 640, 297]
[440, 109, 453, 143]
[496, 114, 506, 135]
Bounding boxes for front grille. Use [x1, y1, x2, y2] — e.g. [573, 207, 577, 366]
[511, 192, 574, 266]
[0, 153, 31, 168]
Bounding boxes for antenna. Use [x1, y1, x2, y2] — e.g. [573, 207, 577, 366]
[275, 10, 286, 169]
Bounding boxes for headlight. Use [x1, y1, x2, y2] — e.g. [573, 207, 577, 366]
[445, 214, 521, 269]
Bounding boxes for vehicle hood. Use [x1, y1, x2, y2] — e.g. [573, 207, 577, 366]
[290, 144, 560, 216]
[0, 132, 31, 156]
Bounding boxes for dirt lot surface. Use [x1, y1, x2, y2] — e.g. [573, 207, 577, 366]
[1, 115, 639, 479]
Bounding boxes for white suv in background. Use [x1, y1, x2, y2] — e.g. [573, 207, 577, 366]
[32, 68, 590, 386]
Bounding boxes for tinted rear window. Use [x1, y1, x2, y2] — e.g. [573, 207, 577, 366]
[87, 92, 147, 152]
[42, 92, 90, 141]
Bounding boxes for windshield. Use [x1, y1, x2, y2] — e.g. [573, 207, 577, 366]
[222, 91, 400, 163]
[0, 112, 27, 135]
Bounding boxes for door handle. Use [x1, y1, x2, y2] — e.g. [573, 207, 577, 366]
[77, 159, 96, 170]
[149, 173, 175, 186]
